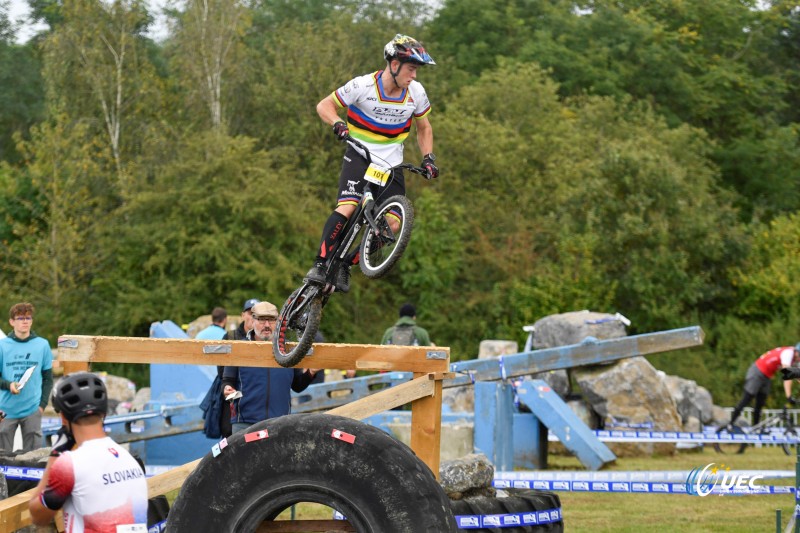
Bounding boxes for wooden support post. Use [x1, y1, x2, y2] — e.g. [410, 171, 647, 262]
[410, 372, 445, 479]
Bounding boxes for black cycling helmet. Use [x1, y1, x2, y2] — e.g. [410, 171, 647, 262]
[52, 372, 108, 423]
[383, 34, 436, 66]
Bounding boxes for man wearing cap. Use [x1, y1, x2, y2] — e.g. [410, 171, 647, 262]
[222, 301, 319, 433]
[381, 303, 431, 347]
[223, 298, 260, 342]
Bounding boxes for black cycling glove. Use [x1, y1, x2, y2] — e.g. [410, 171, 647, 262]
[422, 153, 439, 179]
[781, 367, 800, 380]
[332, 121, 349, 141]
[50, 426, 76, 457]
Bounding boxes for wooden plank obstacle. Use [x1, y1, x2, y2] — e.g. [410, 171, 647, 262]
[0, 336, 451, 532]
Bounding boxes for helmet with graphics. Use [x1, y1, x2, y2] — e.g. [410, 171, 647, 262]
[383, 34, 436, 66]
[52, 372, 108, 423]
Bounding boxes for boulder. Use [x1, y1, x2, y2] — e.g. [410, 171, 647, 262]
[102, 374, 137, 403]
[438, 453, 495, 500]
[531, 310, 628, 349]
[443, 385, 474, 413]
[185, 315, 213, 339]
[528, 310, 628, 399]
[574, 357, 682, 456]
[660, 373, 715, 425]
[131, 387, 151, 412]
[478, 340, 518, 359]
[566, 398, 599, 429]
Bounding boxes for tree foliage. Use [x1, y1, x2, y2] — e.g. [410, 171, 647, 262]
[1, 0, 799, 408]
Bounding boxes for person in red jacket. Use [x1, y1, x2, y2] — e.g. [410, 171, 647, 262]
[729, 343, 800, 427]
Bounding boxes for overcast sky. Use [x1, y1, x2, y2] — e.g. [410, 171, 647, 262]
[6, 0, 170, 43]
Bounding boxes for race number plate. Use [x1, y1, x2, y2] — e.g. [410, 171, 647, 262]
[364, 163, 390, 186]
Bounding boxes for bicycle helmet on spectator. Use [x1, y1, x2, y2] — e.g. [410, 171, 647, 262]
[52, 372, 108, 423]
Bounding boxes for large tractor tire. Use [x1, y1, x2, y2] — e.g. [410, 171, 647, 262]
[168, 413, 458, 532]
[450, 489, 564, 532]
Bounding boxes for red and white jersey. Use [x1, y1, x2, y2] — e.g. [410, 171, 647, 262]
[755, 346, 798, 378]
[42, 437, 148, 533]
[333, 71, 431, 166]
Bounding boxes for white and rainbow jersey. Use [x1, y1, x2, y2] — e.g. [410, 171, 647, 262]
[333, 70, 431, 167]
[41, 436, 148, 533]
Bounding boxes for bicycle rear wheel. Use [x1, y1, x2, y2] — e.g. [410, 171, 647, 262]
[359, 195, 414, 279]
[781, 425, 798, 455]
[273, 284, 323, 368]
[713, 425, 747, 454]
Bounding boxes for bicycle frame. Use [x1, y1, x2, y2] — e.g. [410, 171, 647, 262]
[320, 137, 424, 291]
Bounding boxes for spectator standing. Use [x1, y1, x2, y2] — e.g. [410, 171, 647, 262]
[197, 306, 231, 438]
[0, 302, 54, 452]
[224, 299, 259, 341]
[213, 298, 258, 437]
[196, 307, 228, 340]
[29, 372, 148, 531]
[222, 301, 318, 433]
[381, 303, 432, 347]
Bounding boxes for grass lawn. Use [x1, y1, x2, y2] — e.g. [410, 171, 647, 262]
[549, 445, 797, 532]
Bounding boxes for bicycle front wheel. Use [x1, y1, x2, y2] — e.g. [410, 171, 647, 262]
[713, 425, 747, 454]
[273, 284, 324, 368]
[359, 195, 414, 279]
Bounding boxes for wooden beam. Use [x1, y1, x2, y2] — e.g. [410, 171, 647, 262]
[0, 491, 34, 533]
[146, 458, 202, 497]
[256, 520, 354, 532]
[327, 374, 434, 420]
[56, 336, 450, 374]
[448, 326, 705, 386]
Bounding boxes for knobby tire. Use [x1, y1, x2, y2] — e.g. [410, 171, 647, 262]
[167, 414, 458, 532]
[359, 195, 414, 279]
[273, 285, 323, 368]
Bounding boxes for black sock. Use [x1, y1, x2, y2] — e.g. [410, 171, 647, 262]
[316, 212, 348, 262]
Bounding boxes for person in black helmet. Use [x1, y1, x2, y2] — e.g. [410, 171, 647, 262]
[305, 34, 439, 293]
[29, 372, 148, 532]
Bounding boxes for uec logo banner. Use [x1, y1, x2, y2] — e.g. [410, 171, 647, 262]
[686, 463, 764, 497]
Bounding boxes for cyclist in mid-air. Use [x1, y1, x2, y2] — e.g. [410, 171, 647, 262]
[305, 34, 439, 293]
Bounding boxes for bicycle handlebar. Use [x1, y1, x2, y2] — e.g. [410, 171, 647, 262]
[344, 136, 434, 180]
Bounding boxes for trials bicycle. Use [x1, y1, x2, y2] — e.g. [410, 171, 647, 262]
[272, 137, 433, 367]
[714, 405, 799, 455]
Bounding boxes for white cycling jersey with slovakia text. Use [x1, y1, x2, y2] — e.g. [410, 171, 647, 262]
[43, 436, 148, 533]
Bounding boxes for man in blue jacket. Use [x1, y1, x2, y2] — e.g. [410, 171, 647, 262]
[0, 302, 54, 452]
[222, 301, 319, 434]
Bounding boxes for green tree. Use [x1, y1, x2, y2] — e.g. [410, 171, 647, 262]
[0, 3, 45, 163]
[91, 131, 324, 335]
[0, 117, 110, 338]
[731, 212, 800, 320]
[42, 0, 160, 192]
[166, 0, 250, 132]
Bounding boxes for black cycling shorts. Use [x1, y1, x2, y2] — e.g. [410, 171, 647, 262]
[335, 145, 405, 209]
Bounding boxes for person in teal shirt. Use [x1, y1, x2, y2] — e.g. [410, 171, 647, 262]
[0, 302, 54, 452]
[195, 307, 228, 340]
